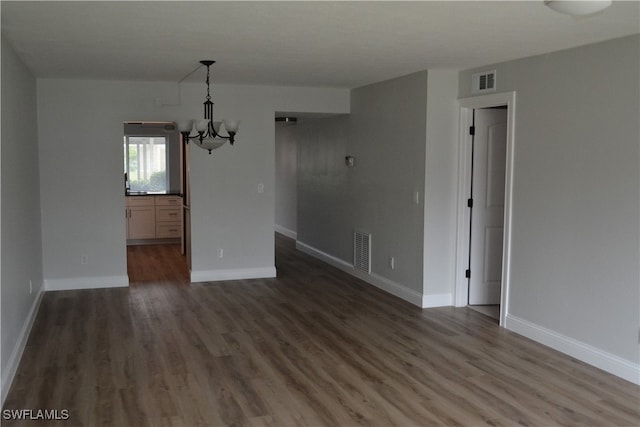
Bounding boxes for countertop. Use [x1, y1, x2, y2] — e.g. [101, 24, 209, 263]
[125, 191, 182, 197]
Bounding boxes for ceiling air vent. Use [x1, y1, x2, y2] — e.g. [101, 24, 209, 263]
[353, 230, 371, 274]
[472, 70, 497, 94]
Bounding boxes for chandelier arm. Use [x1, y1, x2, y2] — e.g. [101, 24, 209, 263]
[180, 131, 205, 144]
[209, 133, 233, 141]
[207, 121, 218, 138]
[180, 132, 192, 144]
[203, 121, 235, 142]
[181, 129, 234, 142]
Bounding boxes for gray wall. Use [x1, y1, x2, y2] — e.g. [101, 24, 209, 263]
[294, 71, 459, 305]
[349, 72, 428, 293]
[1, 38, 44, 401]
[296, 72, 429, 299]
[423, 70, 459, 302]
[459, 35, 640, 364]
[35, 78, 349, 287]
[274, 122, 298, 237]
[297, 115, 351, 261]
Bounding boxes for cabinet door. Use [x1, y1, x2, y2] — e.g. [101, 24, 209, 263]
[128, 206, 156, 239]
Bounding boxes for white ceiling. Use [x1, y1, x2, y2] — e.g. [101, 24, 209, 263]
[2, 1, 638, 89]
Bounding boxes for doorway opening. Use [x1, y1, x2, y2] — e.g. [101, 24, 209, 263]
[123, 121, 191, 285]
[455, 92, 516, 326]
[467, 107, 507, 321]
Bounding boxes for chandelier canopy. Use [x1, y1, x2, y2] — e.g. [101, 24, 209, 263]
[177, 60, 239, 154]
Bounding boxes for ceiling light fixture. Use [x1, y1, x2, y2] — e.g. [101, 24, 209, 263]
[544, 0, 612, 16]
[177, 60, 239, 154]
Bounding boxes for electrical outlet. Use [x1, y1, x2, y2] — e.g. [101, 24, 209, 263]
[80, 254, 88, 265]
[414, 191, 420, 205]
[389, 256, 395, 270]
[218, 248, 224, 258]
[257, 183, 265, 194]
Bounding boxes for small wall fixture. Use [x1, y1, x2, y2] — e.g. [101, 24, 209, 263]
[275, 117, 297, 125]
[177, 60, 239, 154]
[345, 156, 355, 167]
[544, 0, 612, 16]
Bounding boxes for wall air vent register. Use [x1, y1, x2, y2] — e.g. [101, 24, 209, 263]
[472, 70, 497, 94]
[353, 230, 372, 274]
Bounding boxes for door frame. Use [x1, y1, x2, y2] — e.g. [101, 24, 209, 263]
[454, 91, 516, 327]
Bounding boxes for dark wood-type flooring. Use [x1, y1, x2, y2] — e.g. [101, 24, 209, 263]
[3, 235, 639, 426]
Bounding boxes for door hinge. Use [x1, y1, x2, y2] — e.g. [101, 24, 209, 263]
[469, 126, 475, 136]
[467, 198, 473, 208]
[465, 269, 471, 278]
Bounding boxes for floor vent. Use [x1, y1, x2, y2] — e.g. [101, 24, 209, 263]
[353, 230, 371, 274]
[472, 70, 497, 94]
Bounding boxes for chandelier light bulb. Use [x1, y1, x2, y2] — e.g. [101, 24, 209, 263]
[223, 120, 239, 133]
[176, 119, 193, 133]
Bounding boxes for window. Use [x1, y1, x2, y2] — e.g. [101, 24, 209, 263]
[124, 136, 168, 192]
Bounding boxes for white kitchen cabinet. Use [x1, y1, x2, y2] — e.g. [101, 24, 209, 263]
[126, 197, 155, 239]
[126, 195, 182, 243]
[155, 196, 182, 238]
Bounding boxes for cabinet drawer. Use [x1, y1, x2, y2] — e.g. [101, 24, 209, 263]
[156, 223, 181, 238]
[155, 196, 182, 206]
[156, 207, 181, 222]
[126, 196, 154, 207]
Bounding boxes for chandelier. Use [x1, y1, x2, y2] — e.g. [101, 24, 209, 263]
[177, 60, 239, 154]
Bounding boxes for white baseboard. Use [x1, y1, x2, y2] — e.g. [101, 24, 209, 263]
[1, 288, 44, 405]
[191, 267, 277, 283]
[44, 275, 129, 291]
[296, 240, 353, 270]
[295, 240, 448, 308]
[274, 225, 297, 240]
[368, 271, 424, 307]
[422, 293, 453, 308]
[505, 314, 640, 385]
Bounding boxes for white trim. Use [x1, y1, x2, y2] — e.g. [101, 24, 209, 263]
[422, 293, 453, 308]
[1, 288, 44, 405]
[296, 240, 448, 308]
[367, 272, 423, 307]
[295, 240, 353, 270]
[191, 267, 277, 283]
[44, 275, 129, 291]
[454, 91, 516, 328]
[505, 314, 640, 385]
[274, 224, 297, 240]
[454, 107, 474, 307]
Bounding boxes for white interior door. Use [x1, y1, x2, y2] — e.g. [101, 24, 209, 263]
[469, 108, 507, 305]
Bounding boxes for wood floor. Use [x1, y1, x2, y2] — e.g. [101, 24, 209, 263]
[468, 305, 500, 321]
[126, 244, 190, 286]
[3, 235, 639, 426]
